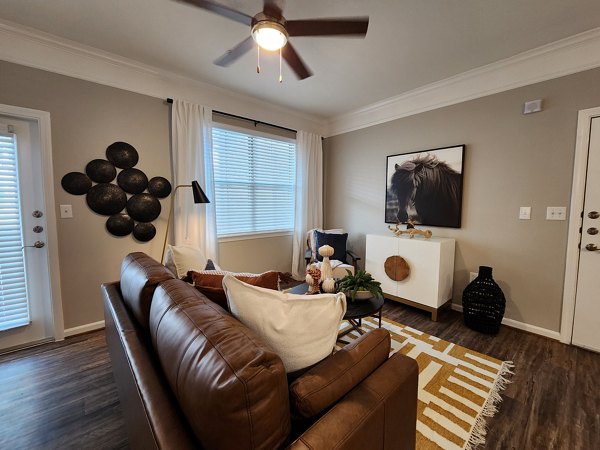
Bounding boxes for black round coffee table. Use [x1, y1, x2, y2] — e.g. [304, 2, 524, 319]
[288, 284, 384, 339]
[338, 294, 384, 341]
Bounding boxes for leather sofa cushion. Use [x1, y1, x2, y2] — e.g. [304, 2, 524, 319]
[149, 279, 291, 450]
[289, 328, 391, 418]
[120, 252, 174, 330]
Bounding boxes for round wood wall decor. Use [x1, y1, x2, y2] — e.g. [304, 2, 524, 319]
[85, 159, 117, 183]
[106, 141, 139, 169]
[61, 172, 92, 195]
[106, 213, 134, 237]
[133, 222, 156, 242]
[117, 168, 148, 194]
[384, 255, 410, 281]
[86, 183, 127, 216]
[126, 193, 161, 222]
[147, 176, 172, 198]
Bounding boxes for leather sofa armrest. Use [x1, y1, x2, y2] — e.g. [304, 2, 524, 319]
[288, 352, 418, 450]
[290, 328, 390, 417]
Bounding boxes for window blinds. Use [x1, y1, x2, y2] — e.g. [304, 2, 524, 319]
[212, 127, 296, 237]
[0, 131, 30, 331]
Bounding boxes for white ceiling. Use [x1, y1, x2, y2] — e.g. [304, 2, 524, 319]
[1, 0, 600, 119]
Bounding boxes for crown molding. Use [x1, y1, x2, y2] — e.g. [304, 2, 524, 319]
[0, 19, 326, 136]
[326, 27, 600, 137]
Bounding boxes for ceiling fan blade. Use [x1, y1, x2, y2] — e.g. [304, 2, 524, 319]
[214, 36, 255, 66]
[282, 42, 312, 80]
[263, 0, 284, 19]
[286, 17, 369, 37]
[177, 0, 252, 26]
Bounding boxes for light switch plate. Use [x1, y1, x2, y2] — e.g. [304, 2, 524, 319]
[546, 206, 566, 221]
[469, 272, 478, 283]
[519, 206, 531, 220]
[60, 204, 73, 218]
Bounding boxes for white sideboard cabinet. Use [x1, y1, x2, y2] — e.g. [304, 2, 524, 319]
[365, 234, 455, 321]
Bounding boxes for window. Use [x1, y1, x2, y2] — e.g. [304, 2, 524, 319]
[212, 126, 296, 237]
[0, 129, 30, 331]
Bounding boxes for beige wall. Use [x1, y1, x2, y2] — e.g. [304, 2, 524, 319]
[0, 61, 294, 330]
[1, 61, 171, 329]
[323, 67, 600, 333]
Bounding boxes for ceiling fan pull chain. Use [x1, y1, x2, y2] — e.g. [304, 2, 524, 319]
[257, 44, 261, 73]
[279, 48, 283, 83]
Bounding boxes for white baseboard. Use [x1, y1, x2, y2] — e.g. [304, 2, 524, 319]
[64, 320, 105, 338]
[450, 304, 561, 341]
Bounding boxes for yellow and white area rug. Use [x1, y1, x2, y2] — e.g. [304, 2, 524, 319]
[338, 317, 514, 450]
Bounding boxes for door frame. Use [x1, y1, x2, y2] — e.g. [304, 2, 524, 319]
[0, 103, 64, 342]
[560, 106, 600, 344]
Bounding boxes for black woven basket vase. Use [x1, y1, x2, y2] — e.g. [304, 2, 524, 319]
[462, 266, 506, 334]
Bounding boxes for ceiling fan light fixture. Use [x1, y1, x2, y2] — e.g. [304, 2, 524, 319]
[252, 21, 288, 51]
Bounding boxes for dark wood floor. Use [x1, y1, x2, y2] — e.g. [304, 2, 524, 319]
[1, 301, 598, 449]
[382, 302, 600, 450]
[0, 331, 128, 449]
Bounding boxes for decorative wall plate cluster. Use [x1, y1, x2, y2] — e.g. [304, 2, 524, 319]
[61, 141, 172, 242]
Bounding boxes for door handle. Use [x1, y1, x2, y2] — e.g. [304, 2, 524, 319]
[585, 243, 600, 252]
[23, 241, 45, 249]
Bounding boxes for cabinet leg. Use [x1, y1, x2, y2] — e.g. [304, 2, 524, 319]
[431, 309, 438, 322]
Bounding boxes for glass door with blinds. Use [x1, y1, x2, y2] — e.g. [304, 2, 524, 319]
[0, 118, 53, 352]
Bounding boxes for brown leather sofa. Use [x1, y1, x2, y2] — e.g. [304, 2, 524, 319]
[102, 252, 418, 450]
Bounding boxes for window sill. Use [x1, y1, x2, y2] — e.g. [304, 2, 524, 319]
[218, 231, 293, 243]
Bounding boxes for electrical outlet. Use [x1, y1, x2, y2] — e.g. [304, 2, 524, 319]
[519, 206, 531, 220]
[469, 272, 478, 283]
[60, 204, 73, 218]
[546, 206, 566, 221]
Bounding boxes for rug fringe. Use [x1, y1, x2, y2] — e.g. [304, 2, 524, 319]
[464, 361, 514, 450]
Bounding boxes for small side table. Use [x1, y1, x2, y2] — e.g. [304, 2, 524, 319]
[338, 295, 384, 341]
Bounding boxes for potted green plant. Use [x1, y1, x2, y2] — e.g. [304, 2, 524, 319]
[337, 270, 383, 301]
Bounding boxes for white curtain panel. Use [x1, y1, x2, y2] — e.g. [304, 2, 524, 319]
[292, 130, 323, 279]
[170, 99, 218, 261]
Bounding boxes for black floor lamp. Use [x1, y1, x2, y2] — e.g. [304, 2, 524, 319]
[161, 180, 210, 263]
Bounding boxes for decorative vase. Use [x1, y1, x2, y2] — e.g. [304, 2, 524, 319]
[321, 278, 336, 293]
[462, 266, 506, 334]
[352, 290, 373, 300]
[318, 245, 334, 281]
[305, 266, 322, 295]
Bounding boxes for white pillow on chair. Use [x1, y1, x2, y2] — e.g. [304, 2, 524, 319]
[223, 275, 347, 373]
[164, 245, 209, 278]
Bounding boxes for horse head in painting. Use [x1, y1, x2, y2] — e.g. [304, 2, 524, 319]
[389, 154, 461, 227]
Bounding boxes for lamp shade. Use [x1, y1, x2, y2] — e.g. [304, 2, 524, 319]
[191, 180, 210, 204]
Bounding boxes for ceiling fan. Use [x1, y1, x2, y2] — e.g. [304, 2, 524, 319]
[177, 0, 369, 80]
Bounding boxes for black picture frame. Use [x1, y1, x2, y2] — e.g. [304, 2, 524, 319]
[385, 145, 465, 228]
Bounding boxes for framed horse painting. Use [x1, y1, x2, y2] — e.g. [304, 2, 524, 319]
[385, 145, 465, 228]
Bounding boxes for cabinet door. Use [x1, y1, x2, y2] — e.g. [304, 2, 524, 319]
[395, 239, 442, 308]
[365, 235, 398, 296]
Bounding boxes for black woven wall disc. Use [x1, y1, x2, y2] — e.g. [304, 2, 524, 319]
[117, 168, 148, 194]
[86, 183, 127, 216]
[106, 142, 139, 169]
[147, 176, 172, 198]
[133, 222, 156, 242]
[106, 213, 134, 236]
[126, 193, 161, 222]
[85, 159, 117, 183]
[61, 172, 92, 195]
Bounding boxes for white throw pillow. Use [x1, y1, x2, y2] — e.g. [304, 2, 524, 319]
[223, 275, 347, 373]
[164, 245, 208, 279]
